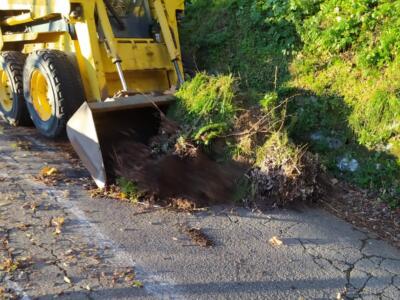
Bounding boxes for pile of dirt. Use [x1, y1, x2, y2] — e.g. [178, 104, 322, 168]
[105, 107, 324, 210]
[225, 105, 322, 209]
[244, 137, 322, 209]
[109, 115, 244, 208]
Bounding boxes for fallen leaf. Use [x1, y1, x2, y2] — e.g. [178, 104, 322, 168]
[52, 217, 65, 235]
[63, 276, 72, 284]
[40, 167, 58, 177]
[0, 258, 19, 273]
[269, 236, 283, 247]
[30, 202, 39, 213]
[52, 216, 65, 227]
[132, 280, 143, 288]
[125, 274, 135, 282]
[171, 198, 196, 211]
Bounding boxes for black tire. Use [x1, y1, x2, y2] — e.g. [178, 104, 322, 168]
[23, 50, 85, 138]
[0, 51, 30, 126]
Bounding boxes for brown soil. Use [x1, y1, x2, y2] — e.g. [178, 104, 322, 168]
[112, 140, 243, 207]
[108, 115, 244, 208]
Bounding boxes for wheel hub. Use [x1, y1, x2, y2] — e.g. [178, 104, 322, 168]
[0, 69, 13, 112]
[31, 70, 52, 121]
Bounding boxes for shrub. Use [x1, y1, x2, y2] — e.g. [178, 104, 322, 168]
[171, 73, 237, 145]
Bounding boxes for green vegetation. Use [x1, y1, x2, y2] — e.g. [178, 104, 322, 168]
[116, 177, 140, 203]
[181, 0, 400, 207]
[171, 72, 237, 145]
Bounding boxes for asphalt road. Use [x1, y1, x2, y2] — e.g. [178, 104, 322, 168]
[0, 122, 399, 300]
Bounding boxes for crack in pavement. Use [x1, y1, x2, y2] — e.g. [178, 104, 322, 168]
[296, 233, 399, 300]
[1, 148, 185, 299]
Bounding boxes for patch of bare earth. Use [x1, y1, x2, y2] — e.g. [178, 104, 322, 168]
[321, 180, 400, 248]
[109, 115, 244, 209]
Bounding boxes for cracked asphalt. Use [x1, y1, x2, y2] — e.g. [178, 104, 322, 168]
[0, 121, 399, 300]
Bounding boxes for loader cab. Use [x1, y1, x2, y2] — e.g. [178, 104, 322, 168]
[106, 0, 154, 39]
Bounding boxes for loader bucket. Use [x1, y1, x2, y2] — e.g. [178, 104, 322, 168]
[66, 94, 174, 188]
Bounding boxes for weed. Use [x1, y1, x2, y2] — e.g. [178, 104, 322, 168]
[170, 72, 237, 145]
[0, 258, 19, 273]
[132, 280, 144, 288]
[116, 177, 140, 203]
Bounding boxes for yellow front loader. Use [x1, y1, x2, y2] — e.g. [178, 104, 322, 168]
[0, 0, 185, 187]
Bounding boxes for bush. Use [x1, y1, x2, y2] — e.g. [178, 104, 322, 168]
[171, 73, 237, 145]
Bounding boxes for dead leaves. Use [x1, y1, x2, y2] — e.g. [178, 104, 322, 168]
[110, 268, 143, 288]
[35, 166, 64, 185]
[184, 227, 213, 247]
[170, 198, 196, 211]
[0, 256, 32, 273]
[168, 198, 209, 213]
[90, 186, 128, 201]
[0, 258, 19, 273]
[40, 166, 58, 177]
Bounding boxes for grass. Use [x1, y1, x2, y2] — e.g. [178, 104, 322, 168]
[180, 0, 400, 207]
[116, 177, 140, 203]
[169, 72, 237, 145]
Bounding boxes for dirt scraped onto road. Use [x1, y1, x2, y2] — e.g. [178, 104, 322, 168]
[109, 116, 244, 208]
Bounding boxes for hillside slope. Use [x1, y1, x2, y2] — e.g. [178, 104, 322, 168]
[180, 0, 400, 207]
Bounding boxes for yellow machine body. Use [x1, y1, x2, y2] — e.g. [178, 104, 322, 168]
[0, 0, 184, 101]
[0, 0, 185, 187]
